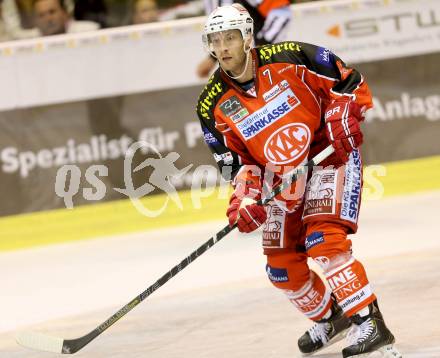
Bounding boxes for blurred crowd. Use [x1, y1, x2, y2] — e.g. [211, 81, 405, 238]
[0, 0, 319, 42]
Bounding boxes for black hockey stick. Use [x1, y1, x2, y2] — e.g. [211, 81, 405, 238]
[16, 145, 334, 354]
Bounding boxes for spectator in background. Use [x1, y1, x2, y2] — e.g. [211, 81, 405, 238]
[0, 0, 12, 41]
[32, 0, 99, 36]
[0, 0, 38, 40]
[196, 0, 292, 78]
[132, 0, 158, 24]
[74, 0, 108, 28]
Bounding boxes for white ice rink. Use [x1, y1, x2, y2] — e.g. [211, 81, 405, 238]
[1, 191, 440, 357]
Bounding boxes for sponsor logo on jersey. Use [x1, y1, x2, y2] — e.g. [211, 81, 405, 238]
[340, 149, 362, 224]
[230, 108, 249, 122]
[263, 123, 310, 164]
[198, 81, 223, 119]
[202, 127, 220, 146]
[266, 265, 289, 283]
[303, 170, 337, 217]
[219, 96, 244, 117]
[263, 80, 289, 102]
[213, 152, 233, 164]
[263, 220, 282, 246]
[259, 42, 301, 61]
[236, 88, 300, 140]
[315, 47, 334, 68]
[278, 64, 294, 74]
[263, 203, 286, 249]
[305, 231, 324, 251]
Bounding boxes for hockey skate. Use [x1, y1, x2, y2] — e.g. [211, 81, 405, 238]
[298, 298, 351, 356]
[342, 300, 402, 358]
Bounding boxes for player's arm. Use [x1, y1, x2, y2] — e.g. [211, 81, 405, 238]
[295, 43, 372, 107]
[215, 115, 268, 233]
[196, 111, 243, 182]
[294, 42, 373, 162]
[196, 103, 266, 233]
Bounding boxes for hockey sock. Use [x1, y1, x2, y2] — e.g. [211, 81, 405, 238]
[325, 257, 376, 317]
[284, 271, 333, 321]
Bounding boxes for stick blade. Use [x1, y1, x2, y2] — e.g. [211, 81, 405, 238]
[16, 331, 64, 353]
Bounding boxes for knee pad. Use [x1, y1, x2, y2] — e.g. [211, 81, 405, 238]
[304, 223, 352, 270]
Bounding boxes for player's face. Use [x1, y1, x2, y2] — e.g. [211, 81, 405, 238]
[209, 30, 247, 75]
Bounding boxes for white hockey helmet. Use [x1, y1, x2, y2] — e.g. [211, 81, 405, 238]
[203, 4, 254, 52]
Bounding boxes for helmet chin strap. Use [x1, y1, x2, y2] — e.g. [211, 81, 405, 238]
[225, 44, 251, 81]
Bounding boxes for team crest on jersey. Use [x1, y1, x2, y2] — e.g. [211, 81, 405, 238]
[263, 80, 289, 102]
[236, 88, 301, 140]
[263, 123, 310, 164]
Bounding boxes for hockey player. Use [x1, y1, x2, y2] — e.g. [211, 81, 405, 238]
[196, 4, 402, 357]
[196, 0, 291, 77]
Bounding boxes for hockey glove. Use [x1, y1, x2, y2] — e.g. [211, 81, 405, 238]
[227, 180, 267, 233]
[325, 98, 364, 163]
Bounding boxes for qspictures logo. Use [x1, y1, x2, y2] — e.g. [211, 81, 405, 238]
[51, 145, 386, 219]
[52, 140, 231, 217]
[109, 141, 193, 217]
[0, 138, 388, 218]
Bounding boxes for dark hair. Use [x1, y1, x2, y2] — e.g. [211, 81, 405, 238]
[32, 0, 67, 11]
